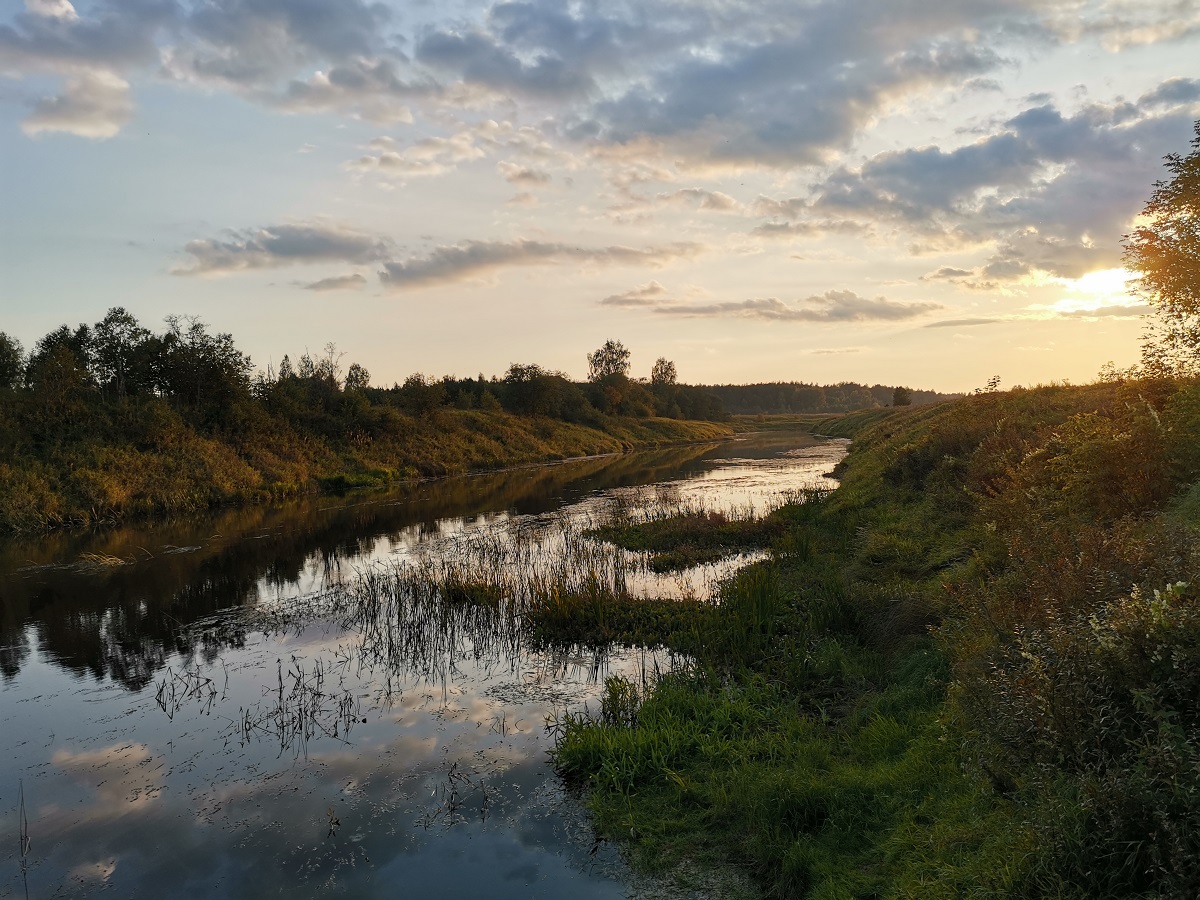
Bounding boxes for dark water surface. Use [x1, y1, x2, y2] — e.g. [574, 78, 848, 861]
[0, 431, 845, 899]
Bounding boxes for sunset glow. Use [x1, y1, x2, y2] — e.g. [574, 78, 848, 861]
[2, 1, 1199, 389]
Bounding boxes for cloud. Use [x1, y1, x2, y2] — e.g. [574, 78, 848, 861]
[26, 0, 79, 21]
[378, 239, 699, 289]
[3, 0, 422, 133]
[22, 69, 132, 137]
[349, 120, 564, 181]
[570, 1, 1014, 167]
[791, 83, 1200, 280]
[922, 266, 974, 280]
[496, 160, 551, 185]
[1056, 303, 1148, 319]
[923, 317, 1002, 328]
[652, 290, 940, 323]
[175, 223, 391, 275]
[1138, 77, 1200, 109]
[600, 280, 670, 307]
[654, 188, 739, 212]
[751, 219, 868, 239]
[168, 0, 393, 90]
[270, 58, 428, 123]
[0, 0, 168, 74]
[416, 28, 594, 100]
[3, 0, 1197, 156]
[302, 273, 367, 292]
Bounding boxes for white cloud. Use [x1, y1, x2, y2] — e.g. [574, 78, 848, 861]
[26, 0, 78, 22]
[22, 69, 132, 138]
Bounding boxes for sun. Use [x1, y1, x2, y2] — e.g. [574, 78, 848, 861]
[1046, 268, 1142, 313]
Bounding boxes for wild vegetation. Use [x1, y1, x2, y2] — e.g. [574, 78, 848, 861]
[589, 498, 786, 572]
[0, 318, 730, 534]
[545, 378, 1200, 898]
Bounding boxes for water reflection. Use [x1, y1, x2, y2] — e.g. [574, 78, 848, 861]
[0, 431, 845, 899]
[0, 443, 741, 690]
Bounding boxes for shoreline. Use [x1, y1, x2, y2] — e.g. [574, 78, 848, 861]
[1, 415, 742, 540]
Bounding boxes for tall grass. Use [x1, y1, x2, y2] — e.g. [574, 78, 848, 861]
[546, 380, 1200, 898]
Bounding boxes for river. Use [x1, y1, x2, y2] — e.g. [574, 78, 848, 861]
[0, 429, 845, 899]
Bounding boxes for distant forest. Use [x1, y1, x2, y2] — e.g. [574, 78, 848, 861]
[703, 382, 957, 415]
[0, 310, 726, 432]
[1, 311, 952, 434]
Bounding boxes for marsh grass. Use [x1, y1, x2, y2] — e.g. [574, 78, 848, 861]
[544, 385, 1200, 898]
[588, 491, 828, 573]
[230, 655, 362, 757]
[154, 663, 223, 719]
[18, 779, 30, 899]
[548, 487, 1009, 898]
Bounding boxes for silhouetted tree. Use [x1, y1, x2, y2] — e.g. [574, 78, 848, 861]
[92, 307, 152, 399]
[587, 339, 631, 382]
[0, 332, 23, 390]
[892, 386, 912, 406]
[158, 316, 253, 426]
[1124, 119, 1200, 373]
[651, 357, 677, 385]
[345, 362, 370, 391]
[25, 324, 94, 398]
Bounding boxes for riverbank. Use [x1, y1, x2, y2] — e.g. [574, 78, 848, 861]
[548, 380, 1200, 897]
[0, 408, 732, 536]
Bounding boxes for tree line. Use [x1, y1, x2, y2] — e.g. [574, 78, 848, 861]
[0, 316, 726, 454]
[702, 381, 955, 415]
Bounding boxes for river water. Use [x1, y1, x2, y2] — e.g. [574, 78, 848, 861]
[0, 430, 845, 899]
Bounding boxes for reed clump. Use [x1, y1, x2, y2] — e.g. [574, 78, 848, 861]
[588, 492, 829, 573]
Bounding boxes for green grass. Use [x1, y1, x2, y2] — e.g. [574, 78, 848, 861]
[549, 381, 1200, 898]
[590, 508, 785, 572]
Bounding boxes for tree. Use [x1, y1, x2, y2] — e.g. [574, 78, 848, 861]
[399, 373, 444, 416]
[25, 324, 94, 397]
[651, 357, 677, 385]
[344, 362, 370, 391]
[1124, 119, 1200, 370]
[892, 385, 912, 407]
[158, 315, 253, 424]
[315, 342, 344, 386]
[0, 332, 23, 390]
[587, 339, 631, 382]
[92, 307, 151, 399]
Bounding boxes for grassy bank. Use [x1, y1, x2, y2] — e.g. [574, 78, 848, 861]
[0, 407, 731, 535]
[548, 380, 1200, 897]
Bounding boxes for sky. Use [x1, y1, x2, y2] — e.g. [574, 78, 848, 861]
[1, 0, 1199, 392]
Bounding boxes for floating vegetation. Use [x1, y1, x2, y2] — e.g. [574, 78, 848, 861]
[587, 489, 830, 572]
[415, 761, 493, 830]
[18, 779, 30, 900]
[155, 662, 225, 719]
[75, 551, 134, 573]
[230, 655, 362, 758]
